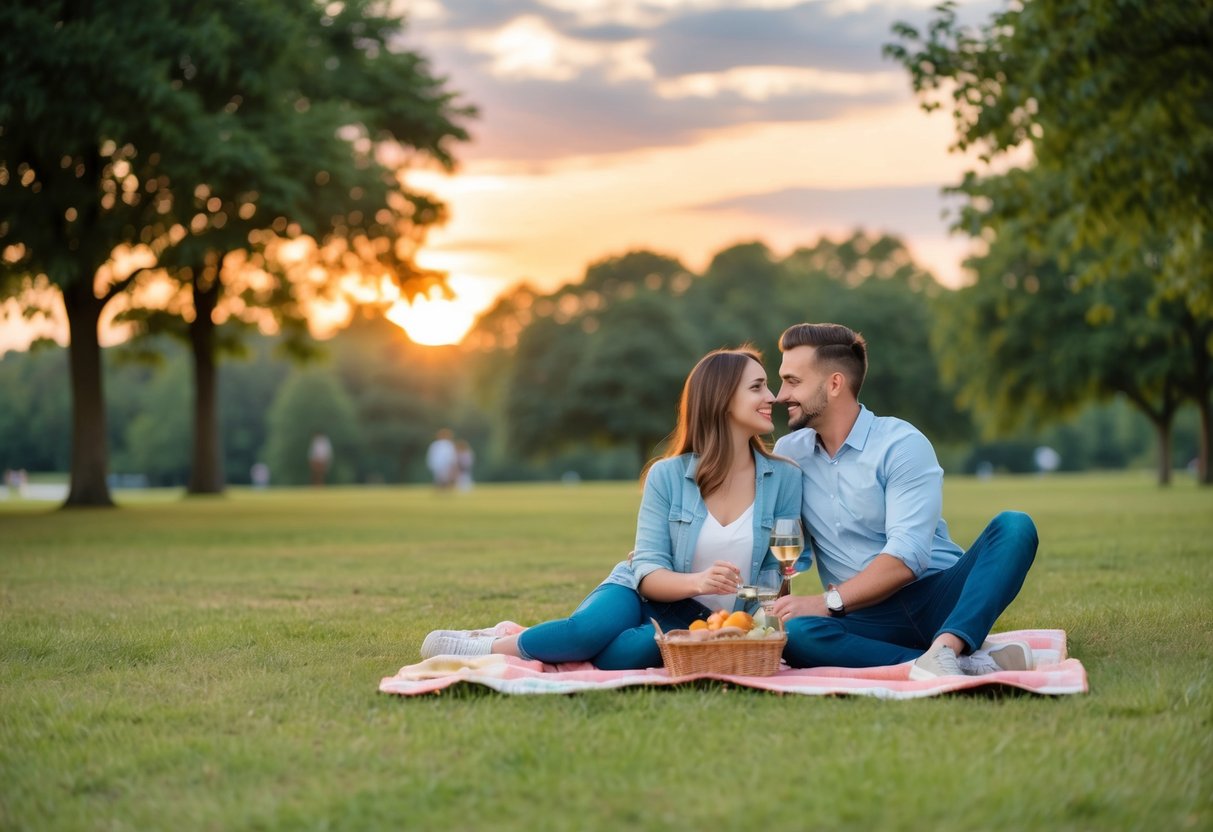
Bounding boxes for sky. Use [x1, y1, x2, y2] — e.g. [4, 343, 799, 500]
[0, 0, 1005, 352]
[385, 0, 1004, 344]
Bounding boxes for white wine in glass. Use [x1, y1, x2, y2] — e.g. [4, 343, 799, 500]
[770, 517, 804, 580]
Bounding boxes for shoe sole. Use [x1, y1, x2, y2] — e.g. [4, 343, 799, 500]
[984, 640, 1034, 671]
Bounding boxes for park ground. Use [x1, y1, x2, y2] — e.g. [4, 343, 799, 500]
[1, 473, 1210, 831]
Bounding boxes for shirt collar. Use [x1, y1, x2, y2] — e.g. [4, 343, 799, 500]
[682, 447, 775, 479]
[813, 404, 875, 456]
[842, 405, 875, 452]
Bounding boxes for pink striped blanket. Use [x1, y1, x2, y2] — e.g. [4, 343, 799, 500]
[380, 624, 1088, 698]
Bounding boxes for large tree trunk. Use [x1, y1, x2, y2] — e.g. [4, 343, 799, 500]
[1155, 418, 1173, 487]
[62, 277, 115, 508]
[187, 270, 224, 494]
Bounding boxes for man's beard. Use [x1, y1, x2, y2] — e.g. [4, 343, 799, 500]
[787, 382, 828, 431]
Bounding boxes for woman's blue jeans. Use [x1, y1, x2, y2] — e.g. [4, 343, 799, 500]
[517, 583, 712, 670]
[782, 511, 1038, 668]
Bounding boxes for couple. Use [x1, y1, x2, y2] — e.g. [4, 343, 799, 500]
[421, 323, 1038, 678]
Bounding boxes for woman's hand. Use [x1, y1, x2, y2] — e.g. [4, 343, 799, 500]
[692, 560, 742, 596]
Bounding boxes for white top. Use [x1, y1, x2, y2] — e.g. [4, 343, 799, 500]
[691, 502, 755, 612]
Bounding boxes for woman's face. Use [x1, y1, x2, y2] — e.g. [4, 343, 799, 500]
[727, 358, 775, 437]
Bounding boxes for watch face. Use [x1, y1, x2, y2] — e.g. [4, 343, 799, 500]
[826, 590, 843, 611]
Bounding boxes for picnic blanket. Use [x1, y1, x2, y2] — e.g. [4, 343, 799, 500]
[380, 624, 1088, 699]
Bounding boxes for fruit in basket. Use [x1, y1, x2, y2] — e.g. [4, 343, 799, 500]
[723, 611, 754, 631]
[689, 620, 709, 631]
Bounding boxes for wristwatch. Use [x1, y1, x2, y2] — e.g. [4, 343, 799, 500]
[824, 585, 846, 617]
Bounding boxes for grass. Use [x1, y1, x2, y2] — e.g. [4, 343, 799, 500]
[1, 473, 1211, 831]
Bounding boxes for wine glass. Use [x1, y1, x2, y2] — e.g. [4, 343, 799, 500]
[770, 517, 804, 589]
[754, 570, 782, 629]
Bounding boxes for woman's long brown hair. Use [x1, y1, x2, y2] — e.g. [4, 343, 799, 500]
[646, 346, 774, 498]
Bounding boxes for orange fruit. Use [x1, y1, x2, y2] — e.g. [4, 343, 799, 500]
[689, 620, 708, 631]
[723, 611, 754, 631]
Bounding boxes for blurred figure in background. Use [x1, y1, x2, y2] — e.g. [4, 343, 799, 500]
[308, 433, 332, 487]
[426, 429, 457, 491]
[455, 440, 475, 492]
[250, 462, 271, 490]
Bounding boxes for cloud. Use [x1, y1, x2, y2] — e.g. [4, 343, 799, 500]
[693, 184, 966, 238]
[402, 1, 1003, 161]
[466, 14, 653, 82]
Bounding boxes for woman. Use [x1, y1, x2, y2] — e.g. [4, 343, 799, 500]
[419, 346, 802, 670]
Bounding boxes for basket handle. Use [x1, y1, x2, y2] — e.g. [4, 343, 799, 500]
[650, 617, 665, 639]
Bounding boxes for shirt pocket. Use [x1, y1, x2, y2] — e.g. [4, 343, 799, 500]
[668, 508, 694, 566]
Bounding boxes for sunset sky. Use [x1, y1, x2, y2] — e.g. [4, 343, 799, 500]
[387, 0, 1004, 343]
[1, 0, 1006, 352]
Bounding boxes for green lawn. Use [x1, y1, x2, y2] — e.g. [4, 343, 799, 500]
[2, 474, 1210, 831]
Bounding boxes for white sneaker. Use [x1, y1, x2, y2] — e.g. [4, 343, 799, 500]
[959, 640, 1035, 675]
[909, 644, 964, 680]
[420, 631, 495, 660]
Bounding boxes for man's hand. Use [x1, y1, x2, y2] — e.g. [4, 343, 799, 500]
[772, 592, 827, 623]
[693, 560, 742, 596]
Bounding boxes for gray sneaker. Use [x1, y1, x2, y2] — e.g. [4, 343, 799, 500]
[958, 640, 1035, 675]
[420, 631, 495, 660]
[909, 644, 964, 680]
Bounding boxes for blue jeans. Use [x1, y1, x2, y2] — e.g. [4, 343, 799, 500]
[517, 583, 713, 670]
[783, 511, 1038, 668]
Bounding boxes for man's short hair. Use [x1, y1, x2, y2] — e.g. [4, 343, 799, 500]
[778, 323, 868, 397]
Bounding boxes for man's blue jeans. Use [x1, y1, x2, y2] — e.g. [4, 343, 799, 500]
[783, 511, 1038, 668]
[517, 583, 712, 670]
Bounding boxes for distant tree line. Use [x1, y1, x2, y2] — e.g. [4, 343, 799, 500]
[0, 232, 1203, 488]
[3, 0, 1208, 503]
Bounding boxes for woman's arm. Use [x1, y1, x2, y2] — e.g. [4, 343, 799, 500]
[638, 562, 741, 602]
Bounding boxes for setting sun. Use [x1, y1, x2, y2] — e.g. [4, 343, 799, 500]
[384, 278, 493, 346]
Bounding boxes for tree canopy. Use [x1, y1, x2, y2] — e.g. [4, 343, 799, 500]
[0, 0, 472, 505]
[885, 0, 1213, 313]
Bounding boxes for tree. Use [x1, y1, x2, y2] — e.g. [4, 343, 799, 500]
[0, 343, 71, 474]
[779, 233, 970, 444]
[263, 367, 360, 485]
[502, 251, 699, 470]
[683, 242, 783, 359]
[886, 0, 1213, 481]
[568, 291, 700, 466]
[330, 311, 462, 483]
[0, 0, 471, 505]
[886, 0, 1213, 312]
[937, 226, 1198, 485]
[122, 0, 472, 496]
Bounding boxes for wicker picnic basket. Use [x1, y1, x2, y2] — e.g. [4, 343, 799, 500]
[652, 619, 786, 677]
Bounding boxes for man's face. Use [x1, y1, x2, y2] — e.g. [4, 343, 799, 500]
[776, 346, 829, 431]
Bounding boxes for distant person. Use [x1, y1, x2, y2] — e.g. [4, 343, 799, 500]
[419, 347, 801, 668]
[426, 429, 458, 490]
[308, 433, 333, 486]
[770, 323, 1038, 678]
[455, 440, 475, 492]
[250, 462, 270, 490]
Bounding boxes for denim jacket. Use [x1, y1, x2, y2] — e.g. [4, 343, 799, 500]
[601, 450, 803, 611]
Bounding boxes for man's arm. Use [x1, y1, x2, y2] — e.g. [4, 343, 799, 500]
[772, 554, 913, 619]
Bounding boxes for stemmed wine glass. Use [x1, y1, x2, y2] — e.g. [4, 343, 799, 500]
[770, 517, 804, 592]
[754, 570, 782, 629]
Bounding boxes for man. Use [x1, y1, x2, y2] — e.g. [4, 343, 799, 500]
[426, 429, 458, 490]
[770, 323, 1038, 678]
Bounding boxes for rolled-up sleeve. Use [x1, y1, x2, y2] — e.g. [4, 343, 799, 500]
[880, 433, 943, 576]
[631, 463, 676, 583]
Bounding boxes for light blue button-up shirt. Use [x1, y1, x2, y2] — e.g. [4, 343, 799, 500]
[773, 405, 962, 588]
